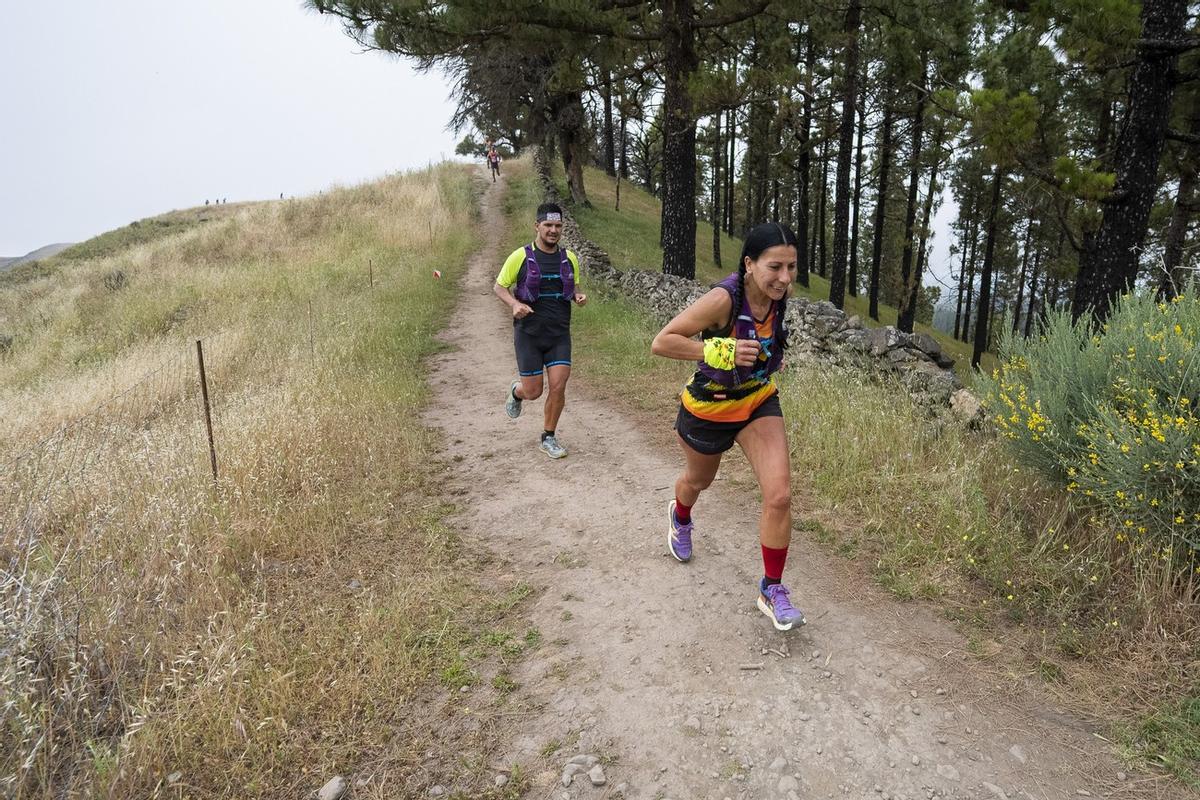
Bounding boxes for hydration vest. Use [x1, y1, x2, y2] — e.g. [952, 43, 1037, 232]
[514, 244, 575, 305]
[695, 272, 786, 387]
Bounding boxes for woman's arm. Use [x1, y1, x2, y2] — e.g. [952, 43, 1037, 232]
[651, 289, 760, 367]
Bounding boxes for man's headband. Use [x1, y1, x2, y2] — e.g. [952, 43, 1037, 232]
[537, 211, 562, 223]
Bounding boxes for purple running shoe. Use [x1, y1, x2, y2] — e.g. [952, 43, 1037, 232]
[757, 582, 806, 631]
[667, 500, 693, 562]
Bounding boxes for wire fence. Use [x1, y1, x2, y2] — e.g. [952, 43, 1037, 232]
[0, 290, 362, 793]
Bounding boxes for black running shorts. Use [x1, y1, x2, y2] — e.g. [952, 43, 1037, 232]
[514, 327, 571, 377]
[674, 393, 783, 455]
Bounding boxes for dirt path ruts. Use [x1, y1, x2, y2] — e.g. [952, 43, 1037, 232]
[421, 172, 1184, 800]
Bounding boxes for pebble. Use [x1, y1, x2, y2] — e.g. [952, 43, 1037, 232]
[167, 772, 182, 784]
[460, 685, 470, 693]
[936, 736, 947, 745]
[911, 756, 921, 766]
[1117, 772, 1127, 781]
[1008, 744, 1027, 764]
[685, 715, 702, 732]
[317, 776, 348, 800]
[428, 787, 446, 798]
[981, 782, 1009, 800]
[1076, 791, 1092, 797]
[769, 756, 788, 772]
[778, 775, 799, 792]
[589, 764, 607, 786]
[614, 783, 628, 797]
[568, 754, 600, 767]
[494, 774, 509, 788]
[935, 764, 960, 782]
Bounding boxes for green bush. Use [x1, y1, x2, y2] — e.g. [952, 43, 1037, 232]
[980, 293, 1200, 558]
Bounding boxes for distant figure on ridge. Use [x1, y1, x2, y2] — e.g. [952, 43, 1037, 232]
[495, 202, 587, 459]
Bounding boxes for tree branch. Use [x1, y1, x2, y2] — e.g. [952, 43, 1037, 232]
[694, 0, 771, 29]
[1167, 128, 1200, 146]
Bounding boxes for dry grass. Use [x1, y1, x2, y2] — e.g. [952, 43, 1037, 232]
[1, 165, 525, 797]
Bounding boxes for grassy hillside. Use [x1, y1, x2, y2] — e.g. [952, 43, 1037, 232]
[555, 164, 990, 379]
[506, 155, 1198, 786]
[1, 167, 528, 797]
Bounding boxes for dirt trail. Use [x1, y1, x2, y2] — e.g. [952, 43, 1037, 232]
[422, 173, 1181, 800]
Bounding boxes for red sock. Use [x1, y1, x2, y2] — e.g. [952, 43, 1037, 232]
[674, 497, 693, 524]
[761, 545, 788, 582]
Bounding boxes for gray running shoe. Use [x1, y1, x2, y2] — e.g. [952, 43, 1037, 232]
[539, 435, 567, 459]
[505, 380, 522, 419]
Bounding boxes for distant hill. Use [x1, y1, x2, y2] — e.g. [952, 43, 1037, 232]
[0, 243, 74, 273]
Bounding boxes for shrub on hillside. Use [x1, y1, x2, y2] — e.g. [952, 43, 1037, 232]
[980, 293, 1199, 559]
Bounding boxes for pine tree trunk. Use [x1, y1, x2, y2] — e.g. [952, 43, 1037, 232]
[660, 0, 699, 278]
[726, 106, 736, 235]
[602, 72, 616, 177]
[1158, 95, 1198, 299]
[1072, 0, 1188, 322]
[817, 130, 830, 277]
[904, 130, 943, 329]
[953, 221, 968, 340]
[962, 222, 978, 343]
[896, 68, 928, 334]
[1024, 244, 1043, 337]
[618, 103, 629, 180]
[973, 165, 1004, 369]
[796, 31, 814, 288]
[1012, 221, 1033, 334]
[829, 0, 863, 309]
[556, 92, 590, 206]
[1158, 166, 1197, 299]
[713, 112, 723, 269]
[868, 94, 894, 321]
[848, 77, 867, 298]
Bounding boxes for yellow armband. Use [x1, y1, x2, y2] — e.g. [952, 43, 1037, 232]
[703, 337, 737, 371]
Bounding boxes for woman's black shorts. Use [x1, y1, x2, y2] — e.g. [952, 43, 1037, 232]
[674, 393, 783, 455]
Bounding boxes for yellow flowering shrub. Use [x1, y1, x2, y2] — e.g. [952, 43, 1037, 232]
[980, 292, 1200, 556]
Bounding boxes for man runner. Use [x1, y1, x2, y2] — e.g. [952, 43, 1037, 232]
[487, 147, 502, 181]
[494, 203, 587, 458]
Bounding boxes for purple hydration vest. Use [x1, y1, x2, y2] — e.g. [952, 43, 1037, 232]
[514, 244, 575, 304]
[696, 272, 786, 387]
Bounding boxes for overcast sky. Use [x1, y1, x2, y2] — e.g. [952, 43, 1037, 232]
[0, 1, 460, 257]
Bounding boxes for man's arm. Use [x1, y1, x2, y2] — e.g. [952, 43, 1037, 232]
[568, 251, 587, 306]
[494, 282, 533, 319]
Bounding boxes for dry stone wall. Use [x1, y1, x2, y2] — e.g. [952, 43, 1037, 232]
[531, 148, 967, 410]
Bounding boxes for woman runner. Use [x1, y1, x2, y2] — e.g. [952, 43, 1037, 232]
[650, 222, 805, 631]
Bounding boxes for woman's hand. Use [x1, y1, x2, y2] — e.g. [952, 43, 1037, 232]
[734, 338, 761, 367]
